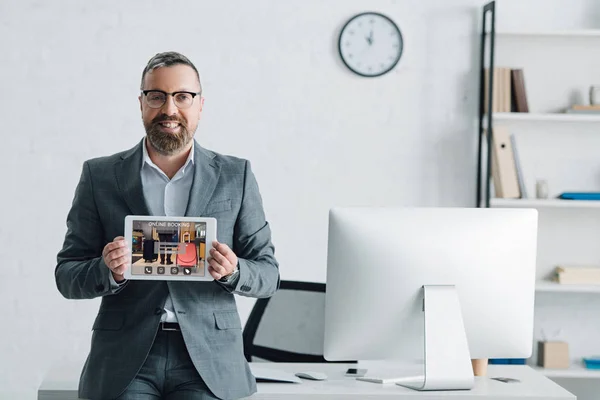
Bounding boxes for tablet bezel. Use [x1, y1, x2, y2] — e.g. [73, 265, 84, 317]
[123, 215, 217, 281]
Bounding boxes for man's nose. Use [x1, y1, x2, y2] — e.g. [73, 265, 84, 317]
[161, 95, 178, 115]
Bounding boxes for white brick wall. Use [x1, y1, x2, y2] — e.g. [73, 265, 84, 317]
[1, 0, 598, 398]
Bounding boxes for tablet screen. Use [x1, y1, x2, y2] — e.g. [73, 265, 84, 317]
[130, 219, 208, 278]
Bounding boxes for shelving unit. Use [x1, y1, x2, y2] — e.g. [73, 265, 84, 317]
[533, 364, 600, 379]
[489, 112, 600, 123]
[477, 4, 600, 207]
[478, 2, 600, 398]
[490, 198, 600, 209]
[536, 281, 600, 294]
[494, 30, 600, 37]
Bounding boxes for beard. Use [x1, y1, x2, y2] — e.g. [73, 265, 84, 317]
[144, 114, 195, 156]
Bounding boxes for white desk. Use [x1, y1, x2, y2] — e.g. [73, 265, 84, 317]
[38, 362, 575, 400]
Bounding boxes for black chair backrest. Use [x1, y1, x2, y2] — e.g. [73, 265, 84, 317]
[242, 280, 355, 363]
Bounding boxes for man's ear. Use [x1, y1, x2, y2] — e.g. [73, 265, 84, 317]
[198, 96, 205, 120]
[139, 95, 143, 113]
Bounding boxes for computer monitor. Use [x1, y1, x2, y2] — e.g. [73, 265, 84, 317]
[323, 207, 538, 391]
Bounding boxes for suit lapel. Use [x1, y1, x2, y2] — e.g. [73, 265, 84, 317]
[116, 139, 150, 216]
[185, 141, 220, 217]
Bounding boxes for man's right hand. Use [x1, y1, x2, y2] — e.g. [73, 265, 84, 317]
[103, 236, 131, 283]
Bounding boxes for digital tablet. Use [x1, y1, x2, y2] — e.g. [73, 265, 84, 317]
[124, 215, 217, 281]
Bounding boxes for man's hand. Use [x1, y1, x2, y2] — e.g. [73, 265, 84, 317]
[208, 240, 238, 280]
[102, 236, 130, 283]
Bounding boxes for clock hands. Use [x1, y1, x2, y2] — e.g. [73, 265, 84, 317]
[365, 30, 373, 46]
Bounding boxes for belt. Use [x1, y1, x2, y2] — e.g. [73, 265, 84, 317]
[160, 322, 181, 331]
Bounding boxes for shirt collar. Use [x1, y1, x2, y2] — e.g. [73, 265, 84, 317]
[142, 137, 195, 174]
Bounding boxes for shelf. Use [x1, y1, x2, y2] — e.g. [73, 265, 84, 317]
[487, 30, 600, 37]
[533, 363, 600, 379]
[490, 198, 600, 209]
[536, 281, 600, 294]
[485, 113, 600, 124]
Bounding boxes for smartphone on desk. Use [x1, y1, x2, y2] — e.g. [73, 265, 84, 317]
[345, 368, 368, 377]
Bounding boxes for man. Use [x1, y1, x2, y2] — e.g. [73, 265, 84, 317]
[55, 52, 280, 400]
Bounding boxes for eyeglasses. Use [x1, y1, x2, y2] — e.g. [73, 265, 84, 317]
[141, 90, 201, 109]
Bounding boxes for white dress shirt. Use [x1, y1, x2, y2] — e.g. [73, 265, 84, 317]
[141, 138, 195, 322]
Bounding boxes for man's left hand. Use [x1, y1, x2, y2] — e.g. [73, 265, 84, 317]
[208, 240, 238, 280]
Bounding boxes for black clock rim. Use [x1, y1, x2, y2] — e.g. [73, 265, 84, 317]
[338, 11, 403, 78]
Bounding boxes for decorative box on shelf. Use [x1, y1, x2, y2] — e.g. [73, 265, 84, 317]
[583, 357, 600, 370]
[538, 341, 569, 369]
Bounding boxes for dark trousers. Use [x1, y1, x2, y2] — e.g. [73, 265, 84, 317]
[158, 233, 173, 265]
[115, 330, 217, 400]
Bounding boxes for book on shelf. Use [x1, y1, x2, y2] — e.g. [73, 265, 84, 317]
[557, 192, 600, 200]
[488, 125, 521, 199]
[510, 69, 529, 113]
[484, 67, 529, 114]
[554, 265, 600, 285]
[565, 104, 600, 114]
[510, 133, 527, 198]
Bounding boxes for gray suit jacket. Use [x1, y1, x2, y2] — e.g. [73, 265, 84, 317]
[55, 139, 280, 400]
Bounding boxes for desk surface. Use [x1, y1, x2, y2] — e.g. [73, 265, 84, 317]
[39, 362, 575, 400]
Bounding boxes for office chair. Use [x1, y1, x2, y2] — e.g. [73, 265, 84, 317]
[243, 280, 354, 363]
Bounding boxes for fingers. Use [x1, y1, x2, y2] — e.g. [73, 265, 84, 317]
[212, 240, 229, 254]
[112, 264, 128, 276]
[209, 241, 239, 281]
[208, 256, 228, 278]
[103, 237, 127, 258]
[103, 237, 130, 274]
[208, 265, 224, 280]
[106, 246, 130, 260]
[209, 247, 228, 266]
[108, 255, 129, 270]
[212, 240, 238, 266]
[105, 247, 130, 266]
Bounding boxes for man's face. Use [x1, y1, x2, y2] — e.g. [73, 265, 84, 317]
[139, 64, 204, 156]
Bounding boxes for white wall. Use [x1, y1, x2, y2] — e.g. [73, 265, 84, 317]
[0, 0, 597, 398]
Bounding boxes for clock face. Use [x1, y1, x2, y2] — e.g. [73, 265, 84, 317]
[338, 12, 403, 77]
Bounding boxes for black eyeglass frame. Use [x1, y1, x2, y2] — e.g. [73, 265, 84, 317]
[141, 90, 202, 109]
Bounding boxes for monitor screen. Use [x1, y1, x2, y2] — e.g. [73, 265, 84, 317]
[323, 207, 538, 390]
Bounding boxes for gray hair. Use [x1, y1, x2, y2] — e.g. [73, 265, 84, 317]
[140, 51, 202, 93]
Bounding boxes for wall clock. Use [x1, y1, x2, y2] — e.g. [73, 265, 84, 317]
[338, 12, 403, 77]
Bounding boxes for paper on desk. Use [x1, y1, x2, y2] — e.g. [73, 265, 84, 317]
[250, 365, 302, 383]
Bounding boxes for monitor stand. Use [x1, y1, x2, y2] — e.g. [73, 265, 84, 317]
[357, 285, 475, 391]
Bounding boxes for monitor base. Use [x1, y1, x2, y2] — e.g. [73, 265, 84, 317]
[357, 374, 425, 385]
[357, 285, 475, 391]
